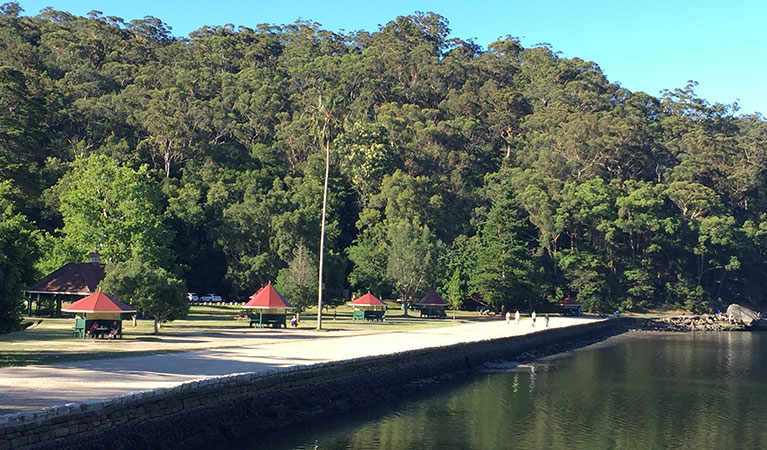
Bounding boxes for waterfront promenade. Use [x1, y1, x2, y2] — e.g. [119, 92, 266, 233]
[0, 316, 599, 415]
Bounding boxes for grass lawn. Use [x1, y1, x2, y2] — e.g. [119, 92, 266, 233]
[0, 302, 495, 368]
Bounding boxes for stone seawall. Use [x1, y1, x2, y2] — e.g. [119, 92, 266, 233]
[1, 319, 625, 450]
[630, 315, 747, 332]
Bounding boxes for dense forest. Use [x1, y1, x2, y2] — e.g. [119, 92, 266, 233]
[2, 3, 767, 330]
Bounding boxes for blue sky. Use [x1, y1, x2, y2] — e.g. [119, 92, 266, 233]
[16, 0, 767, 115]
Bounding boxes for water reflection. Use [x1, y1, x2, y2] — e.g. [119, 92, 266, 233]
[242, 332, 767, 450]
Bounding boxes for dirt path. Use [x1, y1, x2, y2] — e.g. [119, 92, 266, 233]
[0, 317, 600, 415]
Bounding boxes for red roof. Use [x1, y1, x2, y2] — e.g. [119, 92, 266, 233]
[26, 262, 105, 295]
[417, 289, 447, 306]
[350, 292, 385, 307]
[558, 296, 582, 307]
[244, 282, 293, 309]
[62, 291, 136, 313]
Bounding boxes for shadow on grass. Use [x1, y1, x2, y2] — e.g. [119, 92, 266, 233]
[0, 329, 75, 342]
[0, 349, 177, 368]
[133, 337, 206, 344]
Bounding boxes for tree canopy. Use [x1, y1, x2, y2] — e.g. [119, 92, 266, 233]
[99, 255, 188, 333]
[2, 3, 767, 328]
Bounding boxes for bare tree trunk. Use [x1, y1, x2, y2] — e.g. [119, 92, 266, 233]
[317, 142, 329, 330]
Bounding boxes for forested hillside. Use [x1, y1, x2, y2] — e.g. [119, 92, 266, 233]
[2, 3, 767, 328]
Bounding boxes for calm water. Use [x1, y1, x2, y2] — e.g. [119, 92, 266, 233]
[244, 332, 767, 450]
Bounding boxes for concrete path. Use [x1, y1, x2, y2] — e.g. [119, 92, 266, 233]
[0, 317, 600, 415]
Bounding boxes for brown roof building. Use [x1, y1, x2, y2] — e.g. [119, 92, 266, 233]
[26, 262, 105, 295]
[24, 252, 106, 316]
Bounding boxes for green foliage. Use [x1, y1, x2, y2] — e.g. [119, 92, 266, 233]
[334, 122, 394, 204]
[51, 155, 172, 267]
[347, 224, 391, 295]
[99, 255, 188, 333]
[0, 181, 39, 332]
[386, 218, 441, 313]
[2, 7, 767, 314]
[468, 173, 538, 311]
[445, 266, 464, 318]
[275, 240, 317, 313]
[557, 249, 611, 312]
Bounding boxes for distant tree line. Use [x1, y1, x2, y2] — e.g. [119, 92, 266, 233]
[2, 3, 767, 331]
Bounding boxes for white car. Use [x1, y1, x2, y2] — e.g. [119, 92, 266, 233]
[187, 293, 199, 302]
[200, 294, 223, 302]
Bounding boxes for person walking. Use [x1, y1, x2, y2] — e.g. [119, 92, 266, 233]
[515, 310, 520, 325]
[531, 311, 536, 326]
[545, 314, 550, 328]
[505, 310, 511, 324]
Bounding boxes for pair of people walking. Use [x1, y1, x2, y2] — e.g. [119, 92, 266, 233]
[506, 309, 548, 328]
[506, 310, 522, 325]
[532, 312, 551, 327]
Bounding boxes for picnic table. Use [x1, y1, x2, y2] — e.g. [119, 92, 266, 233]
[419, 308, 447, 319]
[352, 309, 385, 321]
[74, 318, 122, 339]
[248, 312, 287, 328]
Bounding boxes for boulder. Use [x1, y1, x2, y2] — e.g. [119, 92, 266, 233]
[726, 304, 761, 325]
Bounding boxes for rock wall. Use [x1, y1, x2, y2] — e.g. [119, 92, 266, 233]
[1, 319, 624, 450]
[630, 315, 747, 332]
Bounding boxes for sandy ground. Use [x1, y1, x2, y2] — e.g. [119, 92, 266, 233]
[0, 316, 600, 415]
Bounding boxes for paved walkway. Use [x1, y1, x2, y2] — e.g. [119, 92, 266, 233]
[0, 317, 600, 415]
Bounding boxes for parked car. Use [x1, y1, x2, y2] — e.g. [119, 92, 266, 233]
[187, 292, 199, 302]
[200, 293, 223, 302]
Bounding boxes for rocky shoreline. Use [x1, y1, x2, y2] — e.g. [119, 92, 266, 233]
[630, 315, 749, 332]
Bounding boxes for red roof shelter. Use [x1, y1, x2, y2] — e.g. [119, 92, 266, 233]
[350, 292, 386, 321]
[350, 292, 385, 308]
[62, 290, 135, 339]
[417, 289, 447, 306]
[244, 282, 293, 309]
[416, 289, 447, 319]
[62, 291, 136, 314]
[243, 282, 293, 328]
[558, 296, 582, 307]
[558, 296, 583, 316]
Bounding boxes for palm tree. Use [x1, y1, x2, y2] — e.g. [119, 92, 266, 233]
[313, 95, 338, 330]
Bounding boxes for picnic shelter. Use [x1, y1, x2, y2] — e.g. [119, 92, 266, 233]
[243, 282, 293, 328]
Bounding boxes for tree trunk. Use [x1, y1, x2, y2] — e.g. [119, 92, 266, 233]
[317, 141, 330, 330]
[153, 317, 159, 334]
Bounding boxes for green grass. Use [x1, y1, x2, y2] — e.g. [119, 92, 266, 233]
[0, 302, 492, 368]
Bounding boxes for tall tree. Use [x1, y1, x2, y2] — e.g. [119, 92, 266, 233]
[445, 266, 464, 320]
[0, 181, 39, 333]
[469, 173, 538, 312]
[386, 218, 440, 315]
[99, 255, 187, 334]
[50, 155, 172, 269]
[275, 240, 318, 314]
[312, 94, 340, 329]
